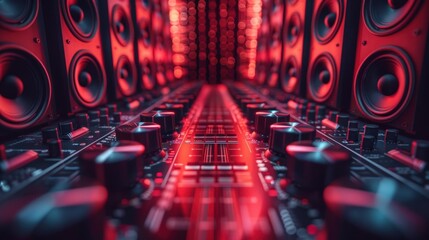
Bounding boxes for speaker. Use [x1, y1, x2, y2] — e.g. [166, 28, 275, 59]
[99, 0, 138, 100]
[255, 0, 271, 85]
[131, 0, 157, 90]
[349, 0, 429, 136]
[266, 0, 285, 88]
[306, 0, 360, 109]
[280, 0, 314, 96]
[152, 1, 167, 87]
[42, 0, 107, 115]
[0, 0, 56, 134]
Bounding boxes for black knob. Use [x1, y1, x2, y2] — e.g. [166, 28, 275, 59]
[59, 121, 74, 136]
[115, 122, 163, 155]
[41, 126, 59, 144]
[364, 124, 379, 139]
[361, 135, 375, 151]
[329, 111, 339, 122]
[348, 120, 358, 129]
[255, 112, 290, 139]
[165, 99, 190, 113]
[141, 111, 176, 138]
[156, 103, 184, 124]
[324, 178, 429, 240]
[286, 141, 350, 190]
[76, 113, 89, 128]
[246, 103, 276, 122]
[88, 110, 100, 120]
[307, 102, 316, 110]
[384, 129, 399, 144]
[347, 128, 359, 142]
[411, 140, 429, 162]
[240, 98, 264, 110]
[113, 112, 122, 122]
[99, 114, 110, 126]
[316, 105, 326, 119]
[79, 141, 144, 193]
[99, 107, 109, 116]
[306, 109, 316, 122]
[336, 114, 349, 128]
[48, 139, 63, 158]
[107, 104, 117, 116]
[268, 122, 316, 156]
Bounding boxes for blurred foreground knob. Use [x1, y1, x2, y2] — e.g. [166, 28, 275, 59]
[254, 112, 290, 140]
[140, 111, 176, 139]
[268, 122, 316, 156]
[156, 103, 184, 124]
[115, 122, 162, 155]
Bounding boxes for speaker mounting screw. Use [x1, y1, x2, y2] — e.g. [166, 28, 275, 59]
[362, 40, 367, 46]
[66, 39, 71, 44]
[33, 37, 40, 44]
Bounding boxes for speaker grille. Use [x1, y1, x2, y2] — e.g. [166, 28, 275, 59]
[111, 4, 133, 46]
[70, 51, 106, 107]
[62, 0, 98, 41]
[363, 0, 421, 35]
[0, 47, 51, 129]
[314, 0, 343, 44]
[308, 53, 337, 102]
[354, 46, 414, 121]
[0, 0, 38, 30]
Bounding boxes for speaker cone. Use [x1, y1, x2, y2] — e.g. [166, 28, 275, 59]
[281, 57, 299, 93]
[140, 0, 150, 8]
[286, 13, 302, 46]
[354, 47, 414, 121]
[116, 56, 137, 96]
[62, 0, 98, 41]
[141, 58, 155, 90]
[308, 53, 336, 102]
[314, 0, 343, 44]
[70, 51, 106, 107]
[138, 19, 151, 46]
[0, 0, 37, 30]
[363, 0, 420, 35]
[0, 47, 51, 129]
[111, 5, 132, 46]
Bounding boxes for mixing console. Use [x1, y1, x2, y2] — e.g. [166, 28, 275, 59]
[1, 82, 429, 239]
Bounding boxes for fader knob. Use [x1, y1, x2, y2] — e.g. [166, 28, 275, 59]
[347, 120, 358, 129]
[384, 129, 399, 144]
[336, 114, 349, 128]
[329, 111, 339, 121]
[255, 112, 290, 139]
[316, 105, 326, 119]
[286, 141, 350, 190]
[48, 139, 63, 158]
[363, 124, 379, 139]
[268, 122, 316, 156]
[99, 107, 109, 116]
[79, 141, 144, 192]
[88, 110, 100, 120]
[115, 122, 163, 155]
[76, 113, 89, 128]
[141, 111, 176, 138]
[41, 126, 60, 144]
[361, 135, 375, 151]
[156, 103, 184, 124]
[99, 114, 109, 126]
[113, 112, 122, 122]
[107, 104, 117, 116]
[346, 128, 359, 142]
[59, 121, 74, 136]
[411, 140, 429, 162]
[306, 109, 316, 122]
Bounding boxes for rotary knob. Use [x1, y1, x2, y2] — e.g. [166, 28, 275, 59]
[245, 103, 277, 123]
[115, 122, 163, 156]
[156, 103, 184, 124]
[286, 141, 350, 190]
[254, 112, 290, 140]
[79, 140, 144, 193]
[268, 122, 316, 156]
[140, 111, 176, 139]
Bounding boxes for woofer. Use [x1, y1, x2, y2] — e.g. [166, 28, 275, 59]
[354, 47, 414, 121]
[0, 0, 37, 30]
[363, 0, 421, 35]
[62, 0, 98, 41]
[286, 13, 302, 46]
[0, 47, 51, 129]
[70, 51, 106, 107]
[281, 57, 300, 93]
[111, 4, 132, 46]
[141, 58, 155, 90]
[314, 0, 343, 44]
[138, 19, 151, 46]
[308, 53, 336, 102]
[116, 56, 137, 96]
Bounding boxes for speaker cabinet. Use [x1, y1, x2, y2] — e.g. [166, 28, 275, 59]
[280, 0, 314, 96]
[266, 0, 285, 88]
[255, 0, 271, 85]
[131, 0, 157, 90]
[152, 1, 167, 87]
[306, 0, 360, 109]
[350, 0, 429, 136]
[42, 0, 107, 115]
[0, 0, 56, 134]
[99, 0, 138, 100]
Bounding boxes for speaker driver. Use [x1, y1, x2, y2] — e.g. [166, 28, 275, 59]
[0, 0, 37, 30]
[308, 53, 336, 102]
[140, 0, 150, 8]
[355, 46, 414, 121]
[70, 51, 106, 107]
[0, 47, 51, 129]
[363, 0, 420, 35]
[281, 56, 300, 93]
[286, 13, 302, 47]
[111, 5, 132, 46]
[62, 0, 98, 41]
[314, 0, 343, 44]
[138, 19, 151, 46]
[116, 56, 137, 97]
[141, 58, 155, 90]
